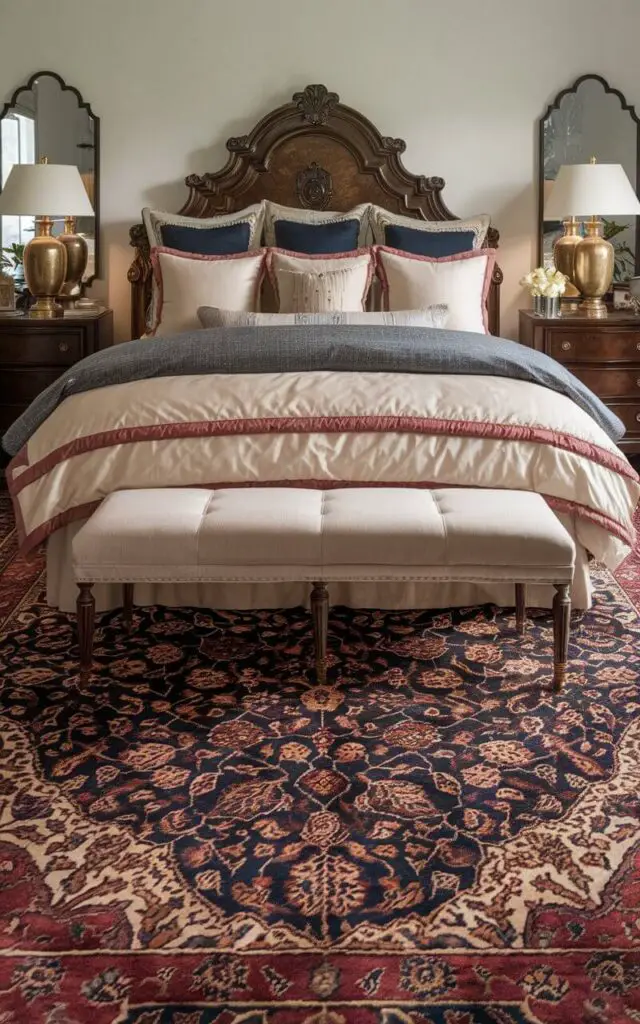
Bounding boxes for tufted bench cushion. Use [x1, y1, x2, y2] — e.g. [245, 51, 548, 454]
[72, 487, 575, 583]
[72, 486, 575, 690]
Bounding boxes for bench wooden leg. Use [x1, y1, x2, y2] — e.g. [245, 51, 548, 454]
[310, 582, 329, 685]
[123, 583, 134, 633]
[515, 583, 526, 635]
[77, 583, 96, 685]
[552, 583, 571, 692]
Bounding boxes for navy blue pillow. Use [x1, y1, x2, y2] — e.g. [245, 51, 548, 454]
[274, 218, 360, 254]
[385, 223, 476, 258]
[160, 221, 251, 255]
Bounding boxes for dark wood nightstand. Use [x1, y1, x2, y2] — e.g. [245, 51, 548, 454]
[0, 308, 113, 439]
[0, 308, 114, 487]
[519, 309, 640, 455]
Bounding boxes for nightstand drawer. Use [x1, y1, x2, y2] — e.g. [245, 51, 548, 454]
[519, 310, 640, 453]
[0, 331, 82, 365]
[571, 367, 640, 398]
[548, 331, 640, 363]
[0, 368, 66, 405]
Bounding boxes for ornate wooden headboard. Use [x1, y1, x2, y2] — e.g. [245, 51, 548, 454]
[128, 85, 501, 339]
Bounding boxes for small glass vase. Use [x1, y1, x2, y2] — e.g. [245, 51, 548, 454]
[542, 296, 560, 318]
[532, 295, 543, 314]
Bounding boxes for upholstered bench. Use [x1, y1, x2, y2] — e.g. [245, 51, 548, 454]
[72, 487, 576, 690]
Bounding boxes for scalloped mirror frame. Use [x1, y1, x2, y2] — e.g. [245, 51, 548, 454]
[0, 70, 100, 286]
[537, 73, 640, 273]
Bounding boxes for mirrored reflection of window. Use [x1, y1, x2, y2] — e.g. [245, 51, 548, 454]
[0, 111, 35, 249]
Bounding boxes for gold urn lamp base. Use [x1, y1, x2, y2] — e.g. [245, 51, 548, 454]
[29, 297, 65, 319]
[24, 216, 68, 319]
[579, 296, 611, 319]
[553, 216, 582, 300]
[58, 216, 88, 304]
[573, 217, 614, 319]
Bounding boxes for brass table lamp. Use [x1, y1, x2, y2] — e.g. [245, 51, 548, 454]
[58, 216, 89, 300]
[0, 161, 94, 318]
[551, 217, 582, 300]
[544, 160, 640, 318]
[543, 177, 580, 301]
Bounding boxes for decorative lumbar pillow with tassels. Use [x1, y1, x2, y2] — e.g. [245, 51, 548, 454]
[266, 248, 374, 312]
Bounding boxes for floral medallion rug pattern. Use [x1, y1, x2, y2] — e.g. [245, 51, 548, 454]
[0, 498, 639, 1023]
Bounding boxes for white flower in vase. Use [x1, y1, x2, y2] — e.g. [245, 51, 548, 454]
[521, 265, 568, 298]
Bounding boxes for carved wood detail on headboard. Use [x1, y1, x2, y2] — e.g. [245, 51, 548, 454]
[128, 84, 501, 339]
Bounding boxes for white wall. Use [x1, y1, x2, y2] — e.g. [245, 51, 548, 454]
[2, 0, 640, 340]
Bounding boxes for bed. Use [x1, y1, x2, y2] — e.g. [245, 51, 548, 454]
[4, 84, 639, 612]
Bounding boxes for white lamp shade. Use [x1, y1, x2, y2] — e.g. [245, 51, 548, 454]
[0, 163, 94, 217]
[544, 163, 640, 220]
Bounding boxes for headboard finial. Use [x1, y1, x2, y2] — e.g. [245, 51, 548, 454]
[293, 84, 339, 126]
[227, 134, 251, 154]
[381, 136, 406, 154]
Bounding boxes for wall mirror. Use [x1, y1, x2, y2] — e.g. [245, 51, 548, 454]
[538, 74, 640, 281]
[0, 70, 99, 287]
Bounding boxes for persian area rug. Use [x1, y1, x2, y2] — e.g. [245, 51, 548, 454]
[0, 497, 639, 1024]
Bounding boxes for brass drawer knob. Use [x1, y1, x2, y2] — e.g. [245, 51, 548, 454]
[561, 341, 571, 351]
[58, 341, 69, 353]
[636, 413, 640, 423]
[637, 342, 640, 351]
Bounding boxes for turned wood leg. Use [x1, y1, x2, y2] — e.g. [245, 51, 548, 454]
[552, 582, 571, 692]
[515, 583, 526, 635]
[77, 583, 96, 684]
[310, 582, 329, 685]
[123, 583, 134, 633]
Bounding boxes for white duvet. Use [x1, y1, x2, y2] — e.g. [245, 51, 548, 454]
[7, 368, 639, 611]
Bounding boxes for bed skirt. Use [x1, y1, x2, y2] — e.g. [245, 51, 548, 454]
[45, 516, 593, 612]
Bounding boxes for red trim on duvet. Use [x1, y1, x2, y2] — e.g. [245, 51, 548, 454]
[12, 482, 635, 556]
[9, 447, 29, 471]
[8, 414, 638, 497]
[544, 495, 635, 545]
[6, 451, 31, 545]
[23, 500, 103, 554]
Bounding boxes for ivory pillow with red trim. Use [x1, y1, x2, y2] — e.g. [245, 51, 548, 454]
[266, 248, 374, 313]
[150, 247, 266, 337]
[374, 245, 496, 334]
